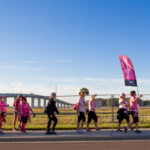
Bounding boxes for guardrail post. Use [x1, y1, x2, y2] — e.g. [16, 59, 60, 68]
[141, 96, 144, 123]
[111, 94, 114, 123]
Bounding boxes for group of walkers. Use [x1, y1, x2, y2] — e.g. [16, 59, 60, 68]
[0, 95, 35, 134]
[117, 91, 143, 133]
[0, 90, 143, 135]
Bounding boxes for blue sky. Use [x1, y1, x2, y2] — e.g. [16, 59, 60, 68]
[0, 0, 150, 102]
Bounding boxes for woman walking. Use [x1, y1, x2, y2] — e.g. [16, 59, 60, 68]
[86, 94, 100, 132]
[117, 93, 132, 133]
[130, 91, 143, 133]
[0, 95, 9, 134]
[76, 91, 86, 134]
[19, 96, 35, 133]
[45, 92, 59, 135]
[13, 95, 22, 131]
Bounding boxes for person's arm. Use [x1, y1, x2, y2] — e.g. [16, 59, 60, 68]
[122, 99, 129, 107]
[77, 102, 80, 116]
[28, 103, 34, 113]
[133, 95, 143, 102]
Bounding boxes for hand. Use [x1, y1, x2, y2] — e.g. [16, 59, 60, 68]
[50, 115, 53, 118]
[33, 113, 36, 117]
[140, 95, 143, 97]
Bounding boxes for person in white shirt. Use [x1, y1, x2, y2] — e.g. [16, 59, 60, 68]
[117, 93, 133, 133]
[76, 91, 86, 134]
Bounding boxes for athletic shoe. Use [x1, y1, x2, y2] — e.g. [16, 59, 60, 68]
[86, 129, 92, 132]
[131, 127, 136, 131]
[13, 128, 17, 131]
[117, 129, 123, 132]
[96, 128, 101, 131]
[21, 129, 26, 133]
[52, 131, 57, 135]
[76, 130, 81, 133]
[124, 127, 128, 133]
[80, 129, 86, 134]
[135, 130, 142, 133]
[0, 130, 4, 135]
[45, 131, 52, 135]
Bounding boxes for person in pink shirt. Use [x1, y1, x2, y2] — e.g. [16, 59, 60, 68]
[76, 91, 86, 134]
[86, 94, 100, 132]
[130, 91, 143, 133]
[13, 95, 23, 131]
[19, 96, 35, 133]
[0, 95, 9, 134]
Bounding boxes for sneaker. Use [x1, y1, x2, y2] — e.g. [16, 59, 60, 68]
[124, 127, 128, 133]
[45, 131, 52, 135]
[52, 131, 57, 135]
[0, 130, 4, 135]
[76, 130, 81, 133]
[13, 128, 17, 131]
[96, 128, 101, 131]
[80, 129, 86, 134]
[86, 129, 92, 132]
[21, 130, 26, 133]
[117, 129, 123, 132]
[135, 130, 142, 133]
[131, 127, 136, 131]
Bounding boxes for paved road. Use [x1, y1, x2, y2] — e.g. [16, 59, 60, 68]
[1, 129, 150, 142]
[0, 141, 150, 150]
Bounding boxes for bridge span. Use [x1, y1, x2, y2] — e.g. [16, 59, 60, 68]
[1, 93, 74, 108]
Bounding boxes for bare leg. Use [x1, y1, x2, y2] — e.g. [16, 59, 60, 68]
[94, 122, 98, 129]
[135, 122, 138, 130]
[13, 114, 17, 129]
[77, 122, 80, 130]
[81, 122, 84, 129]
[87, 123, 89, 130]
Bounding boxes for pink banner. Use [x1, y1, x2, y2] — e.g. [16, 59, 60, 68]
[119, 55, 137, 86]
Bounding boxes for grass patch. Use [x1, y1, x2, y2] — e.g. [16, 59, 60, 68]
[2, 107, 150, 130]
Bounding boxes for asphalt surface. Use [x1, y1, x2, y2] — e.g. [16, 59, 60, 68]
[1, 129, 150, 142]
[0, 141, 150, 150]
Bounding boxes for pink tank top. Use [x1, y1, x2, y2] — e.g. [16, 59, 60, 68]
[89, 101, 96, 112]
[130, 96, 138, 111]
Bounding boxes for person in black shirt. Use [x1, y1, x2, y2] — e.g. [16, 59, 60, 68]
[45, 92, 59, 135]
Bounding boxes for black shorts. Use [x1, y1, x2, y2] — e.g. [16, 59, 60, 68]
[21, 116, 29, 124]
[131, 111, 139, 123]
[117, 109, 130, 124]
[78, 112, 86, 123]
[87, 111, 98, 123]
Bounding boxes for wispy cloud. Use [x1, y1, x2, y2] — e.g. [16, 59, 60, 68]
[0, 65, 44, 71]
[23, 61, 39, 64]
[52, 60, 72, 63]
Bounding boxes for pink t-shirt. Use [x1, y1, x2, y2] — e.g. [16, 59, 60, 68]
[130, 96, 138, 111]
[20, 102, 30, 117]
[78, 98, 86, 112]
[89, 101, 96, 112]
[14, 99, 20, 112]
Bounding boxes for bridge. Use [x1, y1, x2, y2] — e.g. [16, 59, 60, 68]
[1, 93, 74, 108]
